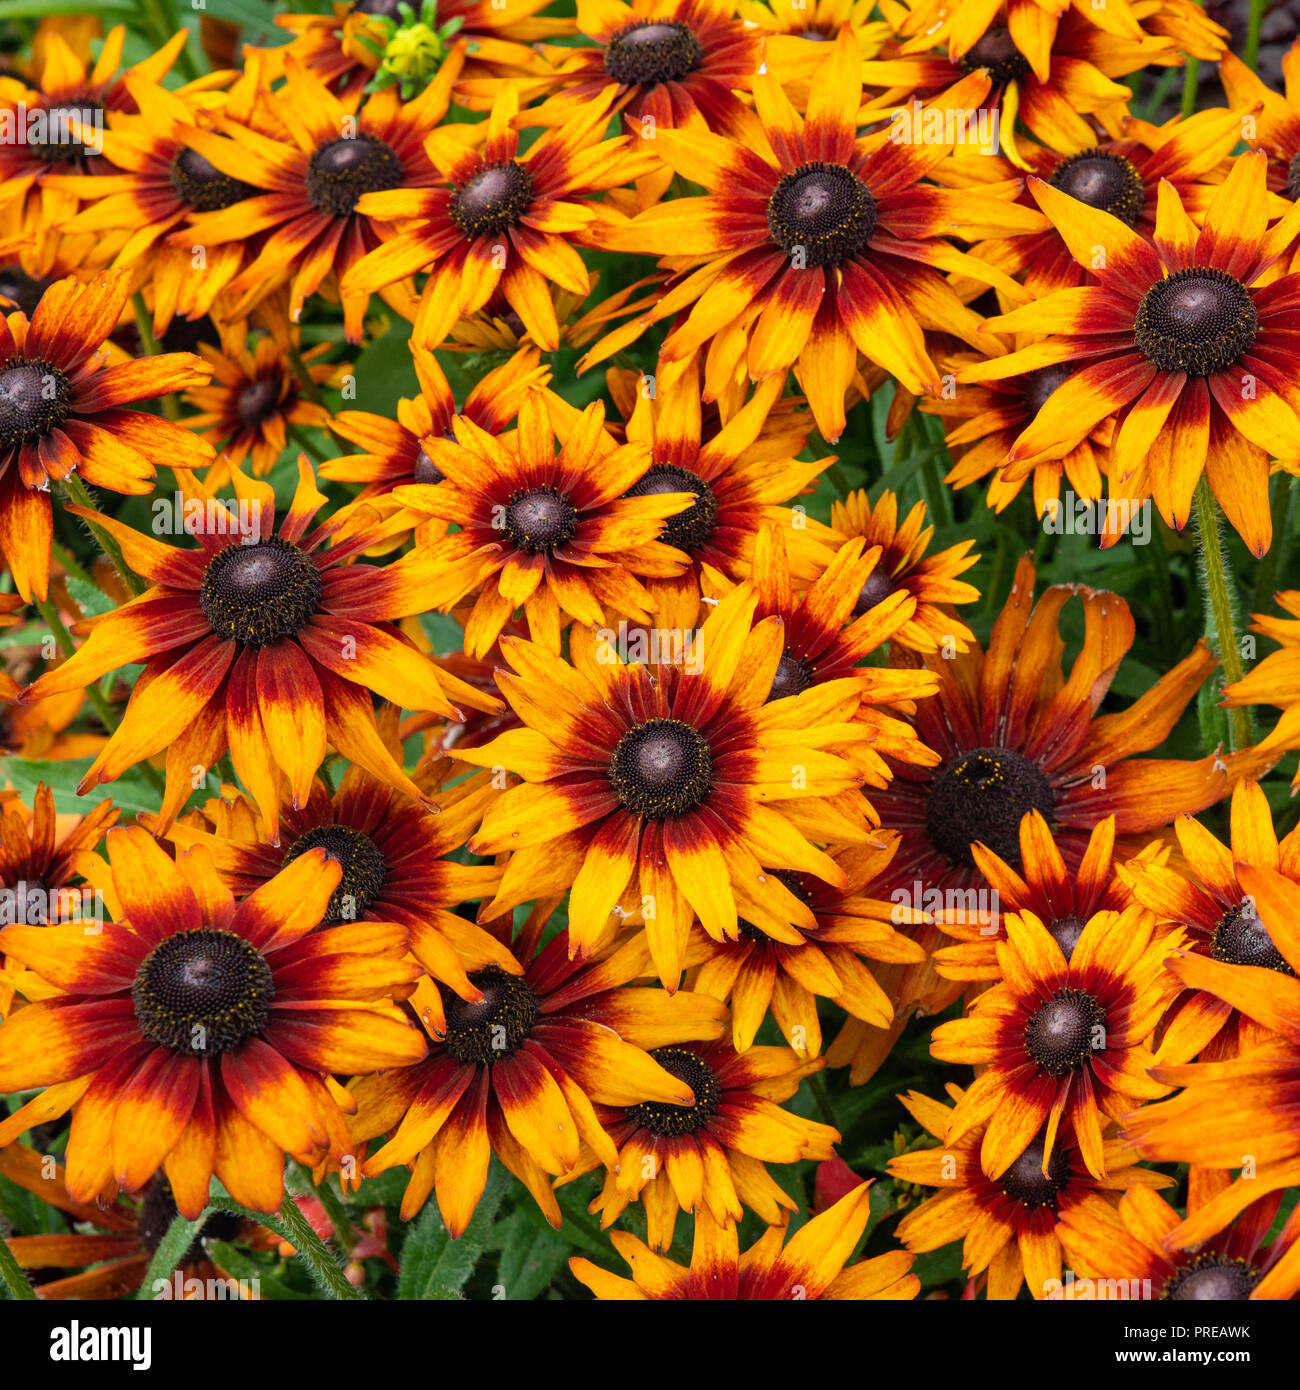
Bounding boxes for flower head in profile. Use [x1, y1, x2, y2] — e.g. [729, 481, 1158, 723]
[0, 828, 427, 1216]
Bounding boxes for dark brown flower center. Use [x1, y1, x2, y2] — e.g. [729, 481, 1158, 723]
[199, 538, 323, 647]
[1211, 900, 1294, 975]
[440, 965, 538, 1064]
[138, 1177, 240, 1259]
[306, 134, 401, 216]
[925, 747, 1054, 870]
[0, 358, 70, 449]
[236, 377, 283, 431]
[740, 870, 814, 942]
[626, 1048, 718, 1135]
[997, 1134, 1071, 1207]
[412, 446, 444, 484]
[1024, 986, 1106, 1075]
[610, 717, 713, 818]
[28, 100, 103, 164]
[283, 823, 387, 924]
[503, 487, 577, 554]
[1161, 1254, 1260, 1301]
[767, 162, 877, 268]
[1134, 267, 1258, 375]
[767, 651, 813, 702]
[170, 146, 257, 212]
[0, 266, 53, 317]
[624, 463, 717, 552]
[852, 567, 894, 616]
[1288, 151, 1300, 202]
[1048, 149, 1144, 226]
[133, 929, 273, 1056]
[1021, 364, 1072, 420]
[1047, 913, 1087, 961]
[958, 26, 1029, 84]
[450, 162, 534, 239]
[604, 21, 702, 87]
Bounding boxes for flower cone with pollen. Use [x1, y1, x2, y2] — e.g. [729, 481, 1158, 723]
[387, 389, 694, 658]
[0, 267, 214, 602]
[930, 903, 1183, 1182]
[582, 27, 1042, 443]
[1057, 1181, 1300, 1301]
[1123, 861, 1300, 1231]
[959, 153, 1300, 556]
[685, 833, 928, 1057]
[348, 923, 727, 1233]
[571, 1179, 918, 1300]
[457, 584, 877, 990]
[1118, 779, 1300, 1065]
[558, 1037, 839, 1251]
[887, 1083, 1173, 1301]
[20, 457, 499, 840]
[0, 827, 428, 1215]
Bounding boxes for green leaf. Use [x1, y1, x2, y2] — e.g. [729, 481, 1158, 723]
[495, 1208, 572, 1301]
[1, 758, 160, 817]
[0, 1, 134, 15]
[136, 1210, 207, 1301]
[203, 1243, 312, 1301]
[396, 1160, 509, 1300]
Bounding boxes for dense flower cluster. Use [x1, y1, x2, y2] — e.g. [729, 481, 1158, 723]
[0, 0, 1297, 1307]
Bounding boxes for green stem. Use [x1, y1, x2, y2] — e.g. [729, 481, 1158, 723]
[1181, 57, 1201, 119]
[50, 542, 97, 591]
[288, 423, 329, 466]
[303, 1171, 357, 1255]
[58, 475, 146, 597]
[274, 1192, 361, 1300]
[1193, 477, 1251, 752]
[288, 345, 327, 408]
[131, 293, 179, 421]
[37, 599, 118, 731]
[1245, 0, 1266, 71]
[0, 1232, 37, 1301]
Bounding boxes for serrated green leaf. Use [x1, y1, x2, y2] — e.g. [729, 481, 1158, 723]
[396, 1159, 509, 1300]
[495, 1209, 571, 1301]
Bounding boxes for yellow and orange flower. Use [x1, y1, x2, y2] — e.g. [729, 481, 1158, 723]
[1222, 590, 1300, 789]
[962, 154, 1300, 555]
[931, 903, 1181, 1180]
[349, 924, 727, 1231]
[342, 84, 650, 350]
[571, 1179, 918, 1300]
[0, 268, 213, 602]
[388, 390, 693, 657]
[584, 29, 1038, 443]
[560, 1038, 838, 1249]
[458, 585, 876, 989]
[21, 459, 497, 838]
[0, 827, 427, 1215]
[888, 1084, 1171, 1300]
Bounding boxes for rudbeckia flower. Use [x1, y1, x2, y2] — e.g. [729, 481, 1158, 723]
[341, 84, 650, 350]
[829, 488, 980, 653]
[387, 390, 692, 656]
[183, 334, 341, 482]
[0, 267, 213, 602]
[175, 51, 466, 341]
[559, 1037, 838, 1248]
[571, 1179, 918, 1299]
[0, 827, 428, 1216]
[20, 459, 498, 839]
[458, 585, 876, 988]
[962, 153, 1300, 556]
[888, 1084, 1171, 1300]
[1125, 860, 1300, 1220]
[348, 923, 727, 1231]
[552, 363, 844, 631]
[686, 836, 928, 1056]
[584, 28, 1038, 443]
[0, 1145, 270, 1299]
[1118, 780, 1298, 1063]
[1057, 1182, 1300, 1301]
[931, 903, 1181, 1180]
